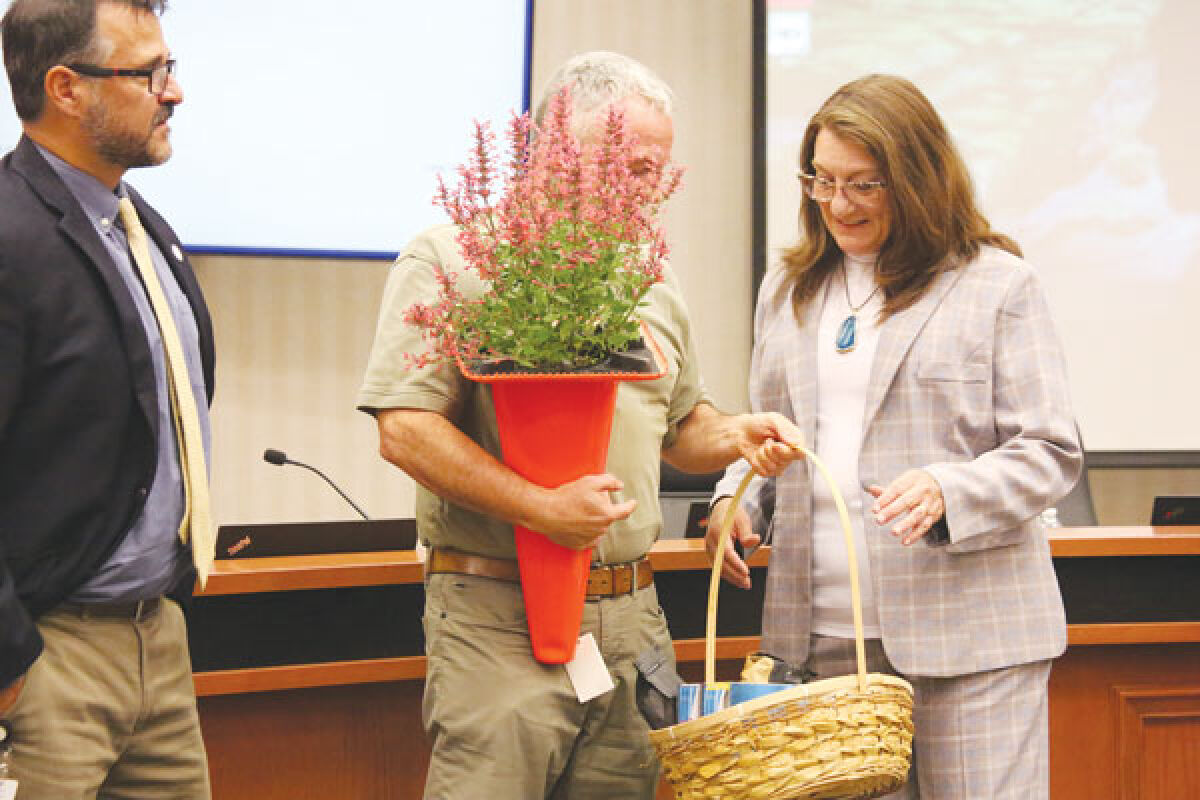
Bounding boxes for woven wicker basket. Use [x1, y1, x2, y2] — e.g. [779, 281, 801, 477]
[649, 448, 914, 799]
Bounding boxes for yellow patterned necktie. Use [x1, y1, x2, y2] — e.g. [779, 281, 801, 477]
[116, 196, 215, 587]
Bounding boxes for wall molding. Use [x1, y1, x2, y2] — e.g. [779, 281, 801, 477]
[1114, 684, 1200, 799]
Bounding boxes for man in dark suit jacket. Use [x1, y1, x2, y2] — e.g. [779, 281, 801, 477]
[0, 1, 215, 795]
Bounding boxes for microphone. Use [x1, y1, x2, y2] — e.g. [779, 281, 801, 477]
[262, 449, 369, 520]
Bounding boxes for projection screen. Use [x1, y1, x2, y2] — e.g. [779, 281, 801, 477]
[0, 0, 531, 258]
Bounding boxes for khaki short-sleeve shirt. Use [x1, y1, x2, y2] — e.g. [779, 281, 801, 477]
[357, 224, 709, 563]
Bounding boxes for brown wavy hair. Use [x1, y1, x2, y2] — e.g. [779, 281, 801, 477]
[781, 74, 1019, 321]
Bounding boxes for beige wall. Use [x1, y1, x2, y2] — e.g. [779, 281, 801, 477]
[1089, 468, 1200, 526]
[194, 256, 415, 524]
[198, 0, 754, 525]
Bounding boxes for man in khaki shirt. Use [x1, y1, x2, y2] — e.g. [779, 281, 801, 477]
[358, 52, 801, 800]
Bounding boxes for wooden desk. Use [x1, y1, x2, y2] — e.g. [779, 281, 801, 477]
[192, 528, 1200, 799]
[1042, 527, 1200, 799]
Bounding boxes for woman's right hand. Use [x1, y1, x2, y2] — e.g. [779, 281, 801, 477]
[705, 497, 760, 589]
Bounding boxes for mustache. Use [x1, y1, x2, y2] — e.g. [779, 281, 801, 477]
[153, 105, 175, 126]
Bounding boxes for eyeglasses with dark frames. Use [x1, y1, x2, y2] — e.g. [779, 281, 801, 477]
[66, 59, 176, 95]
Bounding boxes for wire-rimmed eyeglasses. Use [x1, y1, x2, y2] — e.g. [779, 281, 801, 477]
[797, 171, 887, 205]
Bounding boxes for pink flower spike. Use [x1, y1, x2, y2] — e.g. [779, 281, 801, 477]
[408, 86, 681, 370]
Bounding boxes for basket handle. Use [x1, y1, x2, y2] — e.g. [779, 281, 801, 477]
[705, 445, 868, 691]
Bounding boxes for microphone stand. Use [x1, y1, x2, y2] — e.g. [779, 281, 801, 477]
[262, 449, 369, 520]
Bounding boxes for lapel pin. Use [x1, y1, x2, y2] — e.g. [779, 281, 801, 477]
[171, 244, 184, 262]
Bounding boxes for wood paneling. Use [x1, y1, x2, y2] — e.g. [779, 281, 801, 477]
[1115, 686, 1200, 800]
[197, 538, 770, 596]
[194, 657, 428, 697]
[1049, 526, 1200, 557]
[201, 549, 424, 596]
[1049, 644, 1200, 800]
[199, 681, 428, 800]
[1069, 622, 1200, 646]
[193, 638, 756, 700]
[195, 529, 1200, 597]
[197, 642, 1200, 798]
[192, 533, 1200, 797]
[194, 647, 750, 799]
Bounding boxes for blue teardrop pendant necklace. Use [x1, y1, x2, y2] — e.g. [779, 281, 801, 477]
[835, 262, 880, 354]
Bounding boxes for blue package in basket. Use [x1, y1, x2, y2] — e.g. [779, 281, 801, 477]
[702, 683, 730, 716]
[729, 682, 791, 705]
[677, 683, 702, 723]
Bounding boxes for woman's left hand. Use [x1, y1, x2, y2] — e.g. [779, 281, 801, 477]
[868, 469, 946, 546]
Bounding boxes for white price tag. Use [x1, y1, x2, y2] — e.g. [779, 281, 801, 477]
[0, 778, 18, 800]
[563, 633, 614, 703]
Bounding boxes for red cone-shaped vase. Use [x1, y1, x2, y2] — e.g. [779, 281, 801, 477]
[489, 377, 617, 664]
[458, 329, 665, 664]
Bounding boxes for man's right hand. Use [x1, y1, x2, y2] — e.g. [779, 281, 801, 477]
[526, 473, 637, 551]
[705, 497, 759, 589]
[0, 675, 25, 716]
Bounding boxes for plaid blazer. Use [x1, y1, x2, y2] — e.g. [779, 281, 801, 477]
[716, 246, 1082, 677]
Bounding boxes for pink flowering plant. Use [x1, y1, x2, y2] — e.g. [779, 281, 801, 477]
[404, 88, 683, 372]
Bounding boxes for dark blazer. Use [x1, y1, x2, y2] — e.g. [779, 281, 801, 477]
[0, 135, 215, 688]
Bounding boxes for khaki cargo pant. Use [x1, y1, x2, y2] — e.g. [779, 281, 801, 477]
[421, 572, 674, 800]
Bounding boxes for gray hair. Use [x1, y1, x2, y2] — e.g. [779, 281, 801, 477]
[534, 50, 674, 138]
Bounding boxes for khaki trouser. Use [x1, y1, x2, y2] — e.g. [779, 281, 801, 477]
[5, 598, 211, 799]
[421, 572, 674, 800]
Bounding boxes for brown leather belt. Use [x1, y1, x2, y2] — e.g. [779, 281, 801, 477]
[427, 548, 653, 598]
[59, 596, 162, 622]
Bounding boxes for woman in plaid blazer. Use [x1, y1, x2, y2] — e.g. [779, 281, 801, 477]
[709, 75, 1082, 799]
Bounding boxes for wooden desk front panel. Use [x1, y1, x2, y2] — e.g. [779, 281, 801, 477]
[199, 681, 428, 800]
[198, 643, 1200, 800]
[1049, 643, 1200, 800]
[193, 531, 1200, 798]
